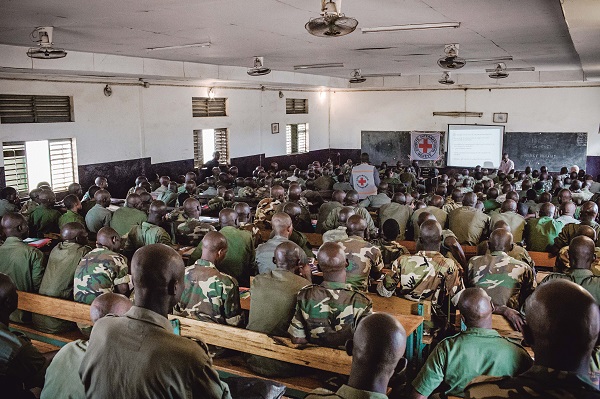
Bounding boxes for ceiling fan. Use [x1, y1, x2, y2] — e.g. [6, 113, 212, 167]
[247, 57, 271, 76]
[437, 44, 514, 70]
[486, 63, 535, 79]
[305, 0, 358, 37]
[349, 69, 366, 83]
[438, 72, 455, 85]
[26, 27, 67, 59]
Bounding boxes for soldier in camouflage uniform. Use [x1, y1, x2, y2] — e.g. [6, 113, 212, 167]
[465, 280, 600, 398]
[174, 231, 242, 326]
[124, 200, 172, 253]
[467, 228, 536, 332]
[169, 197, 216, 246]
[255, 185, 286, 228]
[206, 189, 234, 214]
[237, 178, 256, 198]
[477, 220, 535, 269]
[74, 227, 130, 306]
[554, 225, 600, 275]
[378, 219, 463, 314]
[370, 218, 410, 268]
[289, 242, 372, 349]
[279, 202, 314, 260]
[338, 215, 384, 292]
[323, 191, 377, 237]
[322, 207, 355, 243]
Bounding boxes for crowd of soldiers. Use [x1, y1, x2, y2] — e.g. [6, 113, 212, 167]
[0, 149, 599, 398]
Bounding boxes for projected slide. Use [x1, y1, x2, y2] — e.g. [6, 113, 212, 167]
[447, 125, 504, 168]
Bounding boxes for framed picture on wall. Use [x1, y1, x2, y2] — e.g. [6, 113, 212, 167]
[271, 123, 279, 134]
[493, 112, 508, 123]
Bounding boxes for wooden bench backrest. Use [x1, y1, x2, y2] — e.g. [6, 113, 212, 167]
[529, 251, 554, 268]
[17, 291, 92, 325]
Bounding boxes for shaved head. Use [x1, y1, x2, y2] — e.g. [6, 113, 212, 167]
[125, 193, 142, 209]
[89, 292, 132, 324]
[539, 202, 555, 218]
[458, 287, 493, 328]
[96, 226, 122, 252]
[338, 207, 356, 225]
[568, 236, 596, 270]
[61, 222, 88, 243]
[492, 220, 511, 232]
[94, 189, 111, 207]
[344, 191, 359, 205]
[271, 212, 293, 238]
[1, 213, 28, 238]
[317, 242, 347, 275]
[332, 190, 346, 204]
[233, 202, 251, 221]
[200, 231, 228, 265]
[418, 219, 442, 251]
[488, 228, 513, 253]
[346, 214, 367, 237]
[576, 224, 597, 241]
[183, 197, 201, 219]
[274, 241, 307, 272]
[282, 202, 302, 220]
[462, 192, 477, 207]
[580, 201, 599, 223]
[429, 195, 444, 208]
[219, 208, 238, 227]
[526, 280, 599, 373]
[559, 201, 576, 217]
[501, 199, 517, 213]
[416, 211, 436, 228]
[270, 185, 285, 200]
[287, 184, 302, 201]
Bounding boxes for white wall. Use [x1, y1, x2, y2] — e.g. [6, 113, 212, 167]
[0, 79, 331, 167]
[330, 87, 600, 156]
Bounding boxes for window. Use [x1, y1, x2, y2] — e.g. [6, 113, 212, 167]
[193, 129, 229, 168]
[192, 97, 227, 117]
[286, 98, 308, 114]
[1, 139, 78, 194]
[286, 123, 309, 154]
[0, 95, 72, 124]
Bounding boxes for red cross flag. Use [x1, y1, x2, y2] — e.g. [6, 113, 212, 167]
[410, 132, 441, 161]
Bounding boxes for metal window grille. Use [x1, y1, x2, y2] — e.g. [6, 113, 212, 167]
[192, 97, 227, 117]
[285, 98, 308, 114]
[286, 123, 309, 154]
[193, 130, 204, 169]
[2, 142, 29, 194]
[193, 128, 229, 169]
[49, 139, 77, 192]
[0, 95, 72, 124]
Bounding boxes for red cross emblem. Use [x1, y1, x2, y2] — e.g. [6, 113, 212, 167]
[413, 134, 438, 160]
[419, 138, 433, 153]
[356, 174, 369, 188]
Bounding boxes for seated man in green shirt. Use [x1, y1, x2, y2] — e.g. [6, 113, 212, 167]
[124, 200, 172, 254]
[0, 186, 19, 218]
[29, 189, 61, 237]
[0, 273, 48, 397]
[84, 189, 113, 234]
[110, 193, 147, 237]
[288, 241, 372, 349]
[157, 181, 178, 207]
[40, 292, 132, 399]
[33, 222, 92, 333]
[171, 197, 216, 246]
[525, 202, 564, 252]
[58, 194, 85, 229]
[410, 287, 532, 398]
[0, 213, 45, 323]
[305, 313, 407, 399]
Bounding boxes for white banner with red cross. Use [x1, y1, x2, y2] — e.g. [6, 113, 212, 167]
[410, 131, 441, 161]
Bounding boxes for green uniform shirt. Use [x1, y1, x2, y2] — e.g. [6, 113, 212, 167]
[33, 241, 92, 333]
[110, 206, 147, 237]
[316, 201, 342, 233]
[378, 202, 413, 240]
[556, 246, 600, 275]
[339, 236, 384, 292]
[40, 339, 87, 399]
[289, 229, 314, 260]
[468, 251, 536, 310]
[288, 281, 372, 349]
[0, 198, 17, 218]
[74, 247, 130, 305]
[305, 384, 387, 399]
[541, 269, 600, 304]
[0, 237, 45, 323]
[246, 269, 311, 377]
[323, 206, 377, 236]
[555, 221, 600, 249]
[125, 221, 172, 251]
[449, 206, 490, 245]
[157, 190, 178, 206]
[0, 322, 46, 394]
[358, 193, 391, 209]
[58, 209, 85, 230]
[525, 216, 565, 252]
[491, 211, 526, 243]
[465, 365, 600, 399]
[29, 206, 61, 237]
[189, 226, 255, 287]
[80, 306, 232, 399]
[483, 199, 501, 213]
[412, 327, 532, 397]
[174, 259, 242, 326]
[412, 206, 448, 238]
[84, 204, 112, 233]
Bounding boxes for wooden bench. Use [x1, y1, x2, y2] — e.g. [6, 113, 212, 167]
[529, 251, 555, 270]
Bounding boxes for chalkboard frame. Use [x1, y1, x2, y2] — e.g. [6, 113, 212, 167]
[361, 130, 446, 168]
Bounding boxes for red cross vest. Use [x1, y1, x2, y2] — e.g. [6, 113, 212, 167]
[352, 164, 377, 199]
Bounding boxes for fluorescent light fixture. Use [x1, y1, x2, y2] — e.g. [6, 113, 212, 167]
[467, 56, 513, 63]
[362, 73, 402, 77]
[362, 22, 460, 33]
[294, 63, 344, 70]
[433, 111, 482, 118]
[147, 42, 211, 51]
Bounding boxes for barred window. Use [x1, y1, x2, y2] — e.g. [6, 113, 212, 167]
[192, 97, 227, 117]
[286, 98, 308, 114]
[286, 123, 309, 154]
[0, 95, 72, 124]
[3, 142, 28, 194]
[193, 129, 229, 168]
[49, 139, 77, 193]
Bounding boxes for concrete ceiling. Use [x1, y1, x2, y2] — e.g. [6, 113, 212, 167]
[0, 0, 596, 83]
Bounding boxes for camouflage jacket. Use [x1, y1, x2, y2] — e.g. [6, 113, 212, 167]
[378, 251, 463, 308]
[254, 198, 282, 225]
[467, 251, 536, 310]
[465, 365, 600, 399]
[338, 236, 384, 292]
[176, 219, 216, 246]
[322, 226, 349, 243]
[255, 187, 271, 199]
[207, 197, 233, 213]
[238, 222, 262, 247]
[173, 260, 242, 326]
[237, 187, 256, 198]
[74, 247, 130, 305]
[369, 238, 410, 268]
[477, 240, 535, 269]
[555, 246, 600, 276]
[288, 281, 373, 349]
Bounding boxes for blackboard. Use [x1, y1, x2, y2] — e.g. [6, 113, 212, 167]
[503, 132, 587, 172]
[361, 131, 446, 167]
